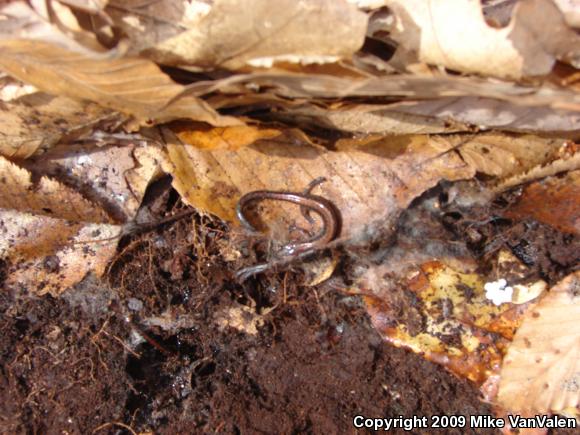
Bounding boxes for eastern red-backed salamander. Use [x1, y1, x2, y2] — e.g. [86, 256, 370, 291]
[235, 180, 341, 280]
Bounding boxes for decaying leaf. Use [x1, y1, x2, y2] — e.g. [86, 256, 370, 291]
[504, 170, 580, 235]
[0, 209, 121, 296]
[0, 155, 111, 223]
[0, 40, 240, 127]
[498, 271, 580, 415]
[383, 0, 580, 79]
[0, 93, 120, 159]
[215, 304, 265, 336]
[161, 130, 474, 247]
[108, 0, 368, 69]
[359, 261, 536, 383]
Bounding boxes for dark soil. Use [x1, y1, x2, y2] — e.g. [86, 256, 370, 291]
[1, 180, 578, 434]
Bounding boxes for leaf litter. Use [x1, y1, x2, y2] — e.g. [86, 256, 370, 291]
[0, 0, 579, 432]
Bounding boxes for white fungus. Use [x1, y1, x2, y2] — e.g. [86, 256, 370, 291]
[484, 278, 514, 306]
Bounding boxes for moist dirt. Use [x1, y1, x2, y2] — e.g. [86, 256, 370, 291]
[1, 181, 578, 434]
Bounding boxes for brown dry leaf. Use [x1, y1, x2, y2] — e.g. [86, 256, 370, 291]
[0, 1, 109, 55]
[161, 130, 474, 246]
[0, 155, 111, 223]
[277, 99, 580, 136]
[0, 209, 121, 296]
[58, 0, 109, 14]
[182, 72, 580, 110]
[279, 103, 469, 136]
[359, 261, 535, 383]
[303, 256, 339, 287]
[108, 0, 367, 69]
[504, 170, 580, 235]
[174, 124, 282, 151]
[370, 98, 580, 135]
[0, 40, 240, 127]
[384, 0, 580, 79]
[0, 93, 120, 159]
[0, 141, 161, 296]
[457, 134, 568, 178]
[498, 271, 580, 414]
[554, 0, 580, 27]
[0, 76, 38, 101]
[23, 142, 163, 222]
[495, 145, 580, 193]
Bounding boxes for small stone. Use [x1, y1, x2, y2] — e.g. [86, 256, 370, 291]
[127, 297, 143, 311]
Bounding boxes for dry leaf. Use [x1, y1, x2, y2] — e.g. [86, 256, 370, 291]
[494, 142, 580, 192]
[160, 130, 473, 247]
[174, 124, 282, 151]
[0, 140, 160, 295]
[553, 0, 580, 27]
[457, 134, 567, 178]
[0, 155, 111, 223]
[277, 99, 580, 137]
[0, 93, 120, 159]
[181, 72, 580, 110]
[108, 0, 368, 69]
[0, 76, 37, 101]
[23, 142, 163, 222]
[278, 103, 469, 136]
[57, 0, 109, 14]
[303, 256, 339, 287]
[504, 170, 580, 235]
[0, 209, 121, 296]
[373, 98, 580, 135]
[498, 271, 580, 414]
[0, 40, 240, 127]
[0, 1, 109, 55]
[384, 0, 580, 79]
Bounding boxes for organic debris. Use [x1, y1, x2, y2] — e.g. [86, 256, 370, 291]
[0, 0, 579, 432]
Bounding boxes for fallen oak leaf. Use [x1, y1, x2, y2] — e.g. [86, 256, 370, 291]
[492, 141, 580, 192]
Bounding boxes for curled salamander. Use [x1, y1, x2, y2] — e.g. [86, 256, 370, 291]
[235, 178, 341, 280]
